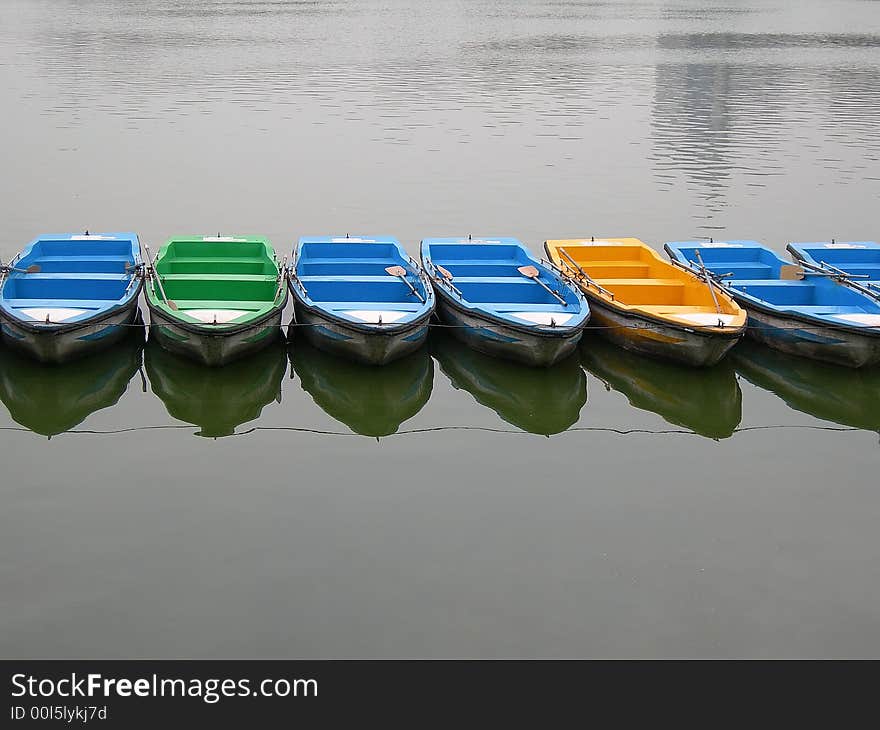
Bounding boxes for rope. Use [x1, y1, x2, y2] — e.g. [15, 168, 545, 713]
[0, 423, 867, 439]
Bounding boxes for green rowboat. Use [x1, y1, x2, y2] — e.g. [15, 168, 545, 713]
[144, 236, 288, 366]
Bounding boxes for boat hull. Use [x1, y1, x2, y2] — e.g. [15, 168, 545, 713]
[434, 289, 583, 367]
[291, 298, 430, 366]
[737, 300, 880, 368]
[147, 301, 285, 367]
[584, 294, 742, 367]
[0, 297, 141, 364]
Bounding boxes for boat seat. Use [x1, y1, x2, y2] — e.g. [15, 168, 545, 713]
[300, 257, 406, 265]
[320, 301, 424, 311]
[33, 255, 131, 264]
[21, 272, 132, 281]
[488, 303, 571, 312]
[159, 273, 276, 281]
[2, 298, 110, 310]
[449, 276, 547, 284]
[171, 300, 269, 310]
[786, 305, 869, 314]
[594, 278, 686, 287]
[730, 279, 811, 287]
[644, 305, 721, 313]
[298, 275, 416, 283]
[164, 256, 269, 265]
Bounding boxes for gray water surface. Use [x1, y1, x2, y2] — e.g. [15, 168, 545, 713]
[1, 0, 879, 658]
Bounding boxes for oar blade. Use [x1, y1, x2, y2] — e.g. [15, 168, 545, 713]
[436, 264, 454, 281]
[25, 264, 41, 273]
[385, 265, 407, 278]
[517, 265, 539, 279]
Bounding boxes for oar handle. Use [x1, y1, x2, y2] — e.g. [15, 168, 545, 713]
[558, 248, 614, 299]
[531, 273, 568, 306]
[694, 249, 722, 315]
[274, 256, 289, 302]
[388, 266, 425, 303]
[143, 244, 172, 309]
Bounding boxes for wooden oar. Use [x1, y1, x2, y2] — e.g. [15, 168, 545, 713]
[557, 248, 614, 299]
[435, 264, 463, 297]
[385, 265, 425, 302]
[693, 249, 722, 314]
[517, 265, 567, 306]
[143, 244, 177, 311]
[796, 260, 880, 302]
[2, 263, 41, 274]
[274, 256, 289, 302]
[820, 260, 870, 279]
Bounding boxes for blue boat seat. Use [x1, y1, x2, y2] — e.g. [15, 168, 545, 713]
[490, 303, 572, 312]
[299, 257, 409, 266]
[3, 299, 116, 310]
[450, 276, 547, 284]
[319, 302, 424, 311]
[33, 255, 131, 263]
[298, 275, 414, 283]
[785, 305, 869, 314]
[24, 272, 132, 281]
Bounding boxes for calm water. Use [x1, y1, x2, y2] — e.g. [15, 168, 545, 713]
[1, 0, 879, 658]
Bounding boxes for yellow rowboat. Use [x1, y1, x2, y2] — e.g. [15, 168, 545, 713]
[544, 238, 747, 366]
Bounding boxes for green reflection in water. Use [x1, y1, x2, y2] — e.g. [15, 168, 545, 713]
[732, 339, 880, 433]
[580, 335, 742, 439]
[290, 338, 433, 437]
[145, 338, 286, 437]
[431, 331, 587, 435]
[0, 326, 145, 437]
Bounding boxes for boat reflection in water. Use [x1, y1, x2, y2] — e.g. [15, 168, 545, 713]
[144, 338, 286, 437]
[580, 335, 742, 439]
[290, 338, 433, 437]
[0, 325, 145, 437]
[430, 331, 587, 435]
[732, 339, 880, 433]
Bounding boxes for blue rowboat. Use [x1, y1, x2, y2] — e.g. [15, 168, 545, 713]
[787, 240, 880, 286]
[420, 236, 590, 366]
[0, 232, 143, 363]
[289, 235, 435, 365]
[665, 240, 880, 367]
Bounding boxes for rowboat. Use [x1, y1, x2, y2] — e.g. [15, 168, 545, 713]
[732, 339, 880, 433]
[144, 236, 288, 367]
[0, 232, 143, 363]
[289, 236, 435, 365]
[580, 336, 741, 439]
[665, 240, 880, 367]
[787, 240, 880, 285]
[420, 236, 590, 367]
[291, 338, 433, 437]
[145, 338, 286, 437]
[0, 323, 144, 437]
[544, 237, 746, 366]
[431, 330, 586, 435]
